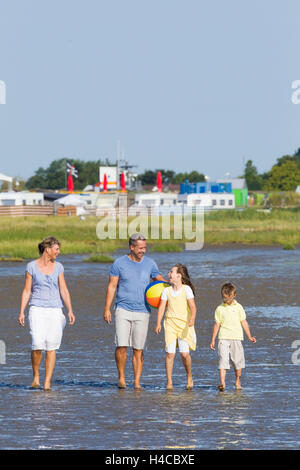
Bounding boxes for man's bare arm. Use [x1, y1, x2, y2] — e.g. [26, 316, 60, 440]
[104, 276, 119, 324]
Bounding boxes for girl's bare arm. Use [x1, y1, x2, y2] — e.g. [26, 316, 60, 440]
[155, 300, 167, 334]
[187, 298, 197, 327]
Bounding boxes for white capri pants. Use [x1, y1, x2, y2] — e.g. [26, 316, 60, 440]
[28, 306, 66, 351]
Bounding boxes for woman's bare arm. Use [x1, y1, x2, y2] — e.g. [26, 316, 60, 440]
[18, 273, 32, 326]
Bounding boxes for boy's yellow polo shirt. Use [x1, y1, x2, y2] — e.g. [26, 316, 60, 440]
[214, 300, 246, 340]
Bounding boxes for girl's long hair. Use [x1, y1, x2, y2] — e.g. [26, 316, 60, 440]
[174, 264, 195, 296]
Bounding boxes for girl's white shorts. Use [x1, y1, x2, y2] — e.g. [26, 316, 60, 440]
[166, 337, 190, 354]
[28, 306, 66, 351]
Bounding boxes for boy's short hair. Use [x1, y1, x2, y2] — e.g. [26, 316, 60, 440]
[221, 282, 236, 297]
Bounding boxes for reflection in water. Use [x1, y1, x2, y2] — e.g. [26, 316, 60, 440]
[215, 391, 250, 449]
[0, 247, 299, 449]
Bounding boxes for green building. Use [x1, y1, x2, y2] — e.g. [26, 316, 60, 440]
[216, 178, 248, 207]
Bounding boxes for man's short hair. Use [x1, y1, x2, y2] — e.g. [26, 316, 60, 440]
[129, 233, 147, 247]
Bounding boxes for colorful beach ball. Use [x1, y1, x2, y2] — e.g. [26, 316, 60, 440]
[145, 280, 170, 308]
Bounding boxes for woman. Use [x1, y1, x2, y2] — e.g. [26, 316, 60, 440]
[18, 236, 75, 390]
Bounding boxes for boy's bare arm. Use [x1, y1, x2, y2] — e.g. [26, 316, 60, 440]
[210, 322, 220, 350]
[241, 319, 256, 343]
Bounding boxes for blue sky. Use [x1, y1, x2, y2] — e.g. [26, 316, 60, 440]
[1, 0, 300, 181]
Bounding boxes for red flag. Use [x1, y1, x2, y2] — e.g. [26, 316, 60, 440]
[120, 172, 126, 192]
[67, 173, 74, 192]
[103, 173, 108, 192]
[157, 171, 162, 192]
[66, 162, 77, 192]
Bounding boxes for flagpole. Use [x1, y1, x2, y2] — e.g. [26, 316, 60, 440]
[65, 160, 67, 190]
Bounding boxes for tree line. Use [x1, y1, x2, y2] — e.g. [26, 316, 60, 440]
[26, 158, 110, 191]
[5, 149, 300, 192]
[24, 160, 206, 190]
[244, 149, 300, 191]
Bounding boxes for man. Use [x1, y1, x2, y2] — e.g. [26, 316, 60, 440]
[104, 233, 166, 390]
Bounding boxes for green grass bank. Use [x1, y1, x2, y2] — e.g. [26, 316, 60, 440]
[0, 208, 299, 260]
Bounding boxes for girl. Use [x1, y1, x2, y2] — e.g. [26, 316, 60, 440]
[155, 264, 197, 390]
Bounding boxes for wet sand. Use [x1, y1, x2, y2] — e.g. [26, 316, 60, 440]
[0, 246, 299, 449]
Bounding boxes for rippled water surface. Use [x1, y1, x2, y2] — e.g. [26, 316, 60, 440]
[0, 245, 299, 449]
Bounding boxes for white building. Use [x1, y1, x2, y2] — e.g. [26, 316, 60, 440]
[0, 191, 44, 206]
[131, 192, 235, 214]
[130, 193, 178, 215]
[134, 193, 177, 208]
[210, 193, 235, 209]
[177, 193, 213, 211]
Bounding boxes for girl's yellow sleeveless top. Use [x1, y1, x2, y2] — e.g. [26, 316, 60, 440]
[163, 286, 196, 351]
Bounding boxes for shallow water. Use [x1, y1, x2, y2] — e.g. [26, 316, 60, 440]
[0, 245, 299, 449]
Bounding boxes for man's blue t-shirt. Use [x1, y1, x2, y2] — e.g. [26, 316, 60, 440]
[109, 255, 161, 313]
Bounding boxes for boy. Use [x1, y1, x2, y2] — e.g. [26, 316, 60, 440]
[210, 282, 256, 391]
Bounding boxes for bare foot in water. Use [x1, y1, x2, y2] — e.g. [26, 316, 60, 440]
[134, 385, 144, 391]
[43, 380, 52, 391]
[31, 382, 41, 389]
[235, 379, 242, 390]
[186, 379, 193, 390]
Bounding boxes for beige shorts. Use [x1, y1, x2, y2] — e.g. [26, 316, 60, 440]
[115, 307, 150, 350]
[218, 339, 245, 370]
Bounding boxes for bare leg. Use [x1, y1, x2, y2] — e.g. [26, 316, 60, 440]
[44, 350, 56, 390]
[31, 350, 42, 387]
[115, 346, 127, 388]
[132, 349, 144, 389]
[218, 369, 226, 391]
[235, 369, 242, 389]
[165, 353, 175, 390]
[180, 352, 193, 389]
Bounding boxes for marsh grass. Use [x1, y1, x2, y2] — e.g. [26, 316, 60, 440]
[83, 254, 114, 263]
[203, 208, 300, 246]
[148, 243, 183, 252]
[0, 208, 299, 260]
[282, 243, 295, 250]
